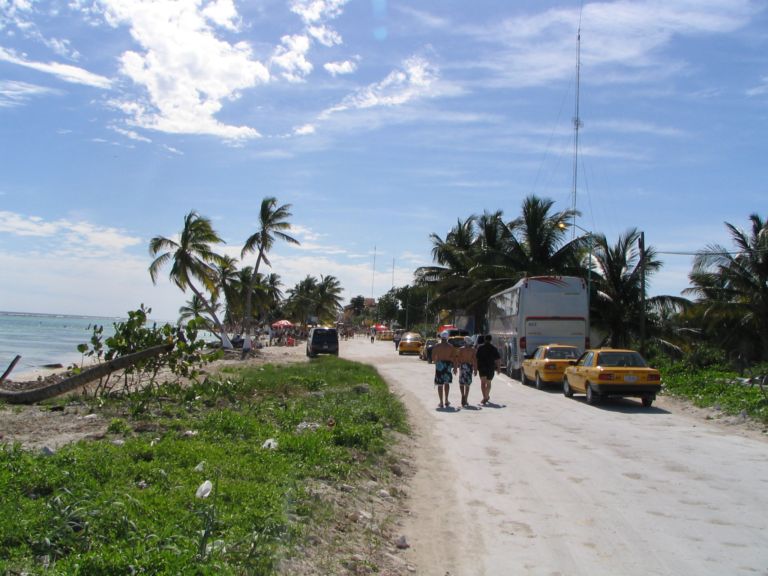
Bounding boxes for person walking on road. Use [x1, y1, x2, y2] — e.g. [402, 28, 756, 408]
[456, 336, 478, 407]
[432, 331, 458, 408]
[476, 334, 501, 405]
[393, 330, 402, 350]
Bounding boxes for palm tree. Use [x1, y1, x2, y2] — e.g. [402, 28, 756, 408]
[416, 197, 588, 331]
[285, 276, 318, 324]
[251, 271, 284, 324]
[314, 274, 343, 323]
[214, 255, 241, 329]
[589, 228, 664, 348]
[178, 294, 215, 332]
[415, 216, 478, 311]
[506, 195, 582, 277]
[241, 197, 300, 334]
[686, 213, 768, 360]
[148, 211, 232, 348]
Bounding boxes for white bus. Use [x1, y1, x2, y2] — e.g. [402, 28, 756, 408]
[487, 276, 589, 379]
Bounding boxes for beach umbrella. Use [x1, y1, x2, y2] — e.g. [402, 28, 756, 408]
[271, 319, 293, 328]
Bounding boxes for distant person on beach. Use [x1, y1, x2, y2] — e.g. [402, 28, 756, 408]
[476, 334, 501, 405]
[456, 336, 478, 407]
[431, 331, 457, 408]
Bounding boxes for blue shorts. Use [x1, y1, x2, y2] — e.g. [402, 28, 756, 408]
[434, 360, 453, 385]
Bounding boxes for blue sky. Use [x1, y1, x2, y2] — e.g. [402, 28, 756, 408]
[0, 0, 766, 322]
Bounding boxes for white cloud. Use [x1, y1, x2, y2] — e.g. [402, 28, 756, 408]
[294, 123, 316, 135]
[290, 0, 349, 24]
[321, 56, 440, 118]
[110, 125, 152, 142]
[0, 211, 60, 236]
[100, 0, 269, 140]
[589, 119, 685, 137]
[290, 225, 323, 242]
[395, 6, 450, 30]
[324, 58, 357, 76]
[271, 34, 313, 82]
[270, 0, 349, 83]
[746, 75, 768, 97]
[0, 210, 185, 318]
[308, 24, 342, 47]
[471, 0, 758, 88]
[0, 80, 58, 107]
[0, 211, 141, 252]
[0, 47, 112, 88]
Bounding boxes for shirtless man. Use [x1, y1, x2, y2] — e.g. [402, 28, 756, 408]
[431, 331, 457, 408]
[476, 334, 501, 404]
[456, 336, 478, 407]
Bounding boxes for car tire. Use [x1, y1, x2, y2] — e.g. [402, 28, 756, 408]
[535, 373, 544, 390]
[586, 384, 599, 405]
[563, 377, 574, 398]
[641, 395, 654, 408]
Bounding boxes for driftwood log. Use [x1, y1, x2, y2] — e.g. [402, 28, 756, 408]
[0, 344, 174, 405]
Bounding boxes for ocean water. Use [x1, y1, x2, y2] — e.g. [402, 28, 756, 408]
[0, 311, 122, 379]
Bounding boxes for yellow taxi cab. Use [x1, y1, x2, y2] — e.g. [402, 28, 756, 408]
[563, 348, 662, 407]
[377, 330, 394, 341]
[521, 344, 580, 390]
[420, 338, 438, 362]
[398, 332, 423, 355]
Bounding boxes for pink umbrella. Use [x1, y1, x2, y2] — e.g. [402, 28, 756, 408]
[271, 319, 293, 328]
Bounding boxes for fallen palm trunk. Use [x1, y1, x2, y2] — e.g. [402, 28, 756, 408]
[0, 355, 21, 384]
[0, 344, 174, 404]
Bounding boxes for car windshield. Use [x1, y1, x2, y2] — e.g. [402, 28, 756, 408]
[547, 347, 579, 360]
[597, 351, 647, 367]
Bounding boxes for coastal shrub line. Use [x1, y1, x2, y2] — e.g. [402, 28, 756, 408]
[660, 362, 768, 425]
[0, 357, 408, 574]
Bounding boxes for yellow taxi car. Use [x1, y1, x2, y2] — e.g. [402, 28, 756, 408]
[563, 348, 662, 407]
[521, 344, 580, 390]
[398, 332, 423, 355]
[377, 330, 394, 341]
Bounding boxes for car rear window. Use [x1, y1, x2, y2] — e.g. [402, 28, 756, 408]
[597, 352, 646, 367]
[313, 329, 338, 343]
[548, 348, 579, 359]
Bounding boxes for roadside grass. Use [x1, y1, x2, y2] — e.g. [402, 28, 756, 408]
[659, 362, 768, 425]
[0, 357, 408, 575]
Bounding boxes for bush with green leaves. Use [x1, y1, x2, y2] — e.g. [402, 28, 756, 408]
[72, 305, 221, 395]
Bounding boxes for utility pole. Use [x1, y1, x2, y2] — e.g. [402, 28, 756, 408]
[639, 231, 646, 355]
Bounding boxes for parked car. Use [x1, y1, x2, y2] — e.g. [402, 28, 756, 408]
[420, 338, 438, 362]
[306, 326, 339, 357]
[447, 335, 467, 348]
[563, 348, 662, 407]
[398, 332, 423, 355]
[522, 344, 580, 389]
[377, 330, 394, 341]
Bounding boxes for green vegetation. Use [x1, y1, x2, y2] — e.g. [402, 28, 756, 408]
[659, 360, 768, 425]
[0, 358, 408, 574]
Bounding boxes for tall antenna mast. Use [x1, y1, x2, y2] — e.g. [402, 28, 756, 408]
[571, 18, 583, 237]
[371, 245, 376, 299]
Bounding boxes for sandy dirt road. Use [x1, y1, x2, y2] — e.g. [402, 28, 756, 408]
[341, 337, 768, 576]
